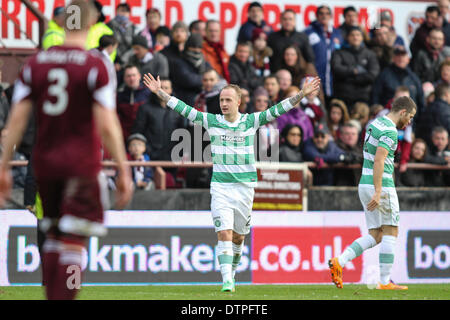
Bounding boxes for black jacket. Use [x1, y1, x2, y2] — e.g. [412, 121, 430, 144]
[331, 44, 379, 106]
[228, 55, 262, 91]
[334, 140, 364, 186]
[372, 64, 425, 115]
[267, 28, 315, 72]
[170, 57, 210, 106]
[425, 144, 450, 186]
[367, 41, 394, 72]
[415, 98, 450, 145]
[161, 43, 183, 78]
[279, 143, 304, 163]
[411, 47, 450, 83]
[131, 94, 186, 161]
[400, 155, 447, 187]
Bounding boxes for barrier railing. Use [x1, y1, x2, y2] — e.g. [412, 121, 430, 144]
[7, 160, 450, 170]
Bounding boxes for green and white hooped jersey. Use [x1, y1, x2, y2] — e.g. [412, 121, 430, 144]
[359, 116, 398, 189]
[167, 96, 295, 187]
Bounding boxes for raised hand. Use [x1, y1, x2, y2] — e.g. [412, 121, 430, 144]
[302, 76, 321, 96]
[143, 73, 161, 93]
[143, 73, 171, 104]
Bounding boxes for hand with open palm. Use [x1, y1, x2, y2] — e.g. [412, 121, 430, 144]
[143, 73, 161, 94]
[301, 76, 321, 97]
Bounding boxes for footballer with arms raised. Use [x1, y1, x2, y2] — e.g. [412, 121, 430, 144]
[329, 96, 416, 290]
[144, 72, 320, 292]
[0, 0, 133, 299]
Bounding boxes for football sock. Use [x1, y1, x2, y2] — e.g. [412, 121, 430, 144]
[217, 241, 233, 283]
[45, 235, 85, 300]
[232, 241, 244, 279]
[379, 235, 396, 285]
[42, 237, 62, 298]
[338, 234, 377, 267]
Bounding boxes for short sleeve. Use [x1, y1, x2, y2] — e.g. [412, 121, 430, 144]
[378, 130, 397, 151]
[89, 57, 117, 110]
[12, 62, 33, 105]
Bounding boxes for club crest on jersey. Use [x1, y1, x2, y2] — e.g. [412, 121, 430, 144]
[238, 123, 246, 130]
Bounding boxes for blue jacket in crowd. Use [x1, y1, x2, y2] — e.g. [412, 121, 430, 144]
[305, 20, 343, 97]
[303, 138, 345, 186]
[237, 19, 273, 43]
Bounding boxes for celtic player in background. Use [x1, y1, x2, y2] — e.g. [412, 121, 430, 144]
[144, 72, 320, 292]
[329, 96, 416, 290]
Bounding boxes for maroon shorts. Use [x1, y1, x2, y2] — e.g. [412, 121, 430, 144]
[37, 174, 109, 237]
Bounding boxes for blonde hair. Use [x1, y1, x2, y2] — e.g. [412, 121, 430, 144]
[221, 84, 242, 101]
[351, 102, 369, 121]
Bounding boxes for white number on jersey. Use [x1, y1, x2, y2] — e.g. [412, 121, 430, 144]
[43, 68, 69, 116]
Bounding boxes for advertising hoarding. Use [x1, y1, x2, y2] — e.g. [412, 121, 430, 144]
[0, 210, 448, 286]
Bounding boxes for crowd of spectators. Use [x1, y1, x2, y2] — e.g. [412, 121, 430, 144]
[1, 1, 450, 189]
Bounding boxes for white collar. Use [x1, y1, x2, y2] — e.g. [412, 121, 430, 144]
[141, 52, 153, 63]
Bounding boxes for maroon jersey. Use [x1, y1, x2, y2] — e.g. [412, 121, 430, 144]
[12, 46, 116, 179]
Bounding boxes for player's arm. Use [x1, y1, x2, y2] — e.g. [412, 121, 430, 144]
[93, 103, 133, 209]
[143, 73, 208, 128]
[367, 146, 389, 211]
[255, 76, 321, 128]
[0, 99, 33, 206]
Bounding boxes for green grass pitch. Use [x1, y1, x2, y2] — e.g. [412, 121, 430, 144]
[0, 284, 449, 300]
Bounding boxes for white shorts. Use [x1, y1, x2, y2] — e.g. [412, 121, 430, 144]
[210, 184, 255, 235]
[358, 185, 400, 230]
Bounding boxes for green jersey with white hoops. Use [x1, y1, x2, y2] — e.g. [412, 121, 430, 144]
[359, 116, 398, 189]
[167, 96, 295, 187]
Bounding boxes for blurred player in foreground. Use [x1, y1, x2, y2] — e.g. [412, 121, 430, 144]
[329, 96, 416, 290]
[0, 0, 133, 299]
[144, 71, 320, 292]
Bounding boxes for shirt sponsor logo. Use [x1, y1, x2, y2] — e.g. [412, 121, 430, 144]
[221, 135, 244, 143]
[379, 135, 395, 148]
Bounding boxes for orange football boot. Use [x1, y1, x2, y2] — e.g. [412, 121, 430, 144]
[328, 257, 343, 289]
[376, 281, 408, 290]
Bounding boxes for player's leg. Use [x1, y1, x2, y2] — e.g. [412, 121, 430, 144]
[376, 226, 407, 289]
[231, 185, 254, 286]
[36, 179, 64, 299]
[337, 228, 381, 268]
[42, 176, 107, 300]
[55, 176, 107, 299]
[49, 232, 86, 300]
[231, 232, 245, 280]
[378, 225, 398, 286]
[217, 230, 234, 291]
[375, 189, 407, 290]
[211, 186, 235, 291]
[329, 185, 381, 288]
